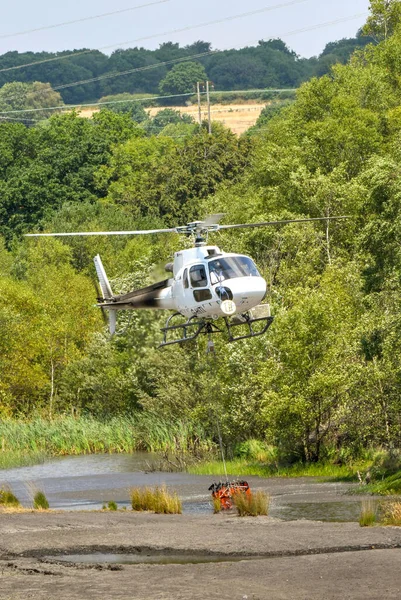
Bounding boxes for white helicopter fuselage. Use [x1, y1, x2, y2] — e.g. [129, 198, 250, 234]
[95, 245, 267, 330]
[159, 245, 267, 319]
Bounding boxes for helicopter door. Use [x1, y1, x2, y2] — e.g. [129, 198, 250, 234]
[189, 265, 212, 303]
[176, 267, 191, 311]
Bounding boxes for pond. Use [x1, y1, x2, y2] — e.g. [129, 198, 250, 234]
[0, 453, 367, 522]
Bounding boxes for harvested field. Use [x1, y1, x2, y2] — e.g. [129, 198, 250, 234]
[148, 103, 266, 135]
[77, 103, 266, 134]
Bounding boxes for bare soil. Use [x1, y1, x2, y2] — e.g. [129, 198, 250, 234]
[1, 511, 401, 599]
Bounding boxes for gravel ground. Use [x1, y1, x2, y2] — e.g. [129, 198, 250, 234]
[1, 511, 401, 599]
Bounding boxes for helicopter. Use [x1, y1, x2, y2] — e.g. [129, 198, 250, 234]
[26, 215, 348, 347]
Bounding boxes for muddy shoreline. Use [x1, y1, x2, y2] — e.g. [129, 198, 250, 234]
[1, 459, 400, 598]
[1, 511, 401, 599]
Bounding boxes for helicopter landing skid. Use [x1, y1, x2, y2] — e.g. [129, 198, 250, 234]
[224, 308, 274, 342]
[159, 314, 222, 347]
[159, 305, 274, 347]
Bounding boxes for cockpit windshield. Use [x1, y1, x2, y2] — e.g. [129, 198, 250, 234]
[208, 256, 260, 284]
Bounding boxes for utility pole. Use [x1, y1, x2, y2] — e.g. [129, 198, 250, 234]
[206, 80, 212, 135]
[196, 81, 202, 130]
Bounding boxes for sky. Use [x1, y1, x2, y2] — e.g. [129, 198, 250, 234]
[0, 0, 371, 59]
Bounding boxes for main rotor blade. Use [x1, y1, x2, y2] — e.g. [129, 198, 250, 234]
[218, 216, 350, 230]
[25, 228, 178, 237]
[203, 213, 225, 226]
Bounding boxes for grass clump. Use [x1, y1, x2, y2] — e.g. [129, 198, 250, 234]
[131, 486, 182, 514]
[107, 501, 118, 511]
[212, 496, 222, 514]
[233, 491, 270, 517]
[359, 499, 377, 527]
[381, 501, 401, 526]
[33, 490, 49, 510]
[364, 471, 401, 495]
[0, 487, 20, 507]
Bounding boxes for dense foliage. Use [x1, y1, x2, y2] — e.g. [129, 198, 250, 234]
[2, 4, 401, 465]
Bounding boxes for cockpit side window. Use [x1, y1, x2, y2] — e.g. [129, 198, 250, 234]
[183, 268, 189, 289]
[189, 264, 208, 288]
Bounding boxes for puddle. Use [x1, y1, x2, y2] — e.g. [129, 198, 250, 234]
[45, 552, 251, 565]
[271, 501, 362, 523]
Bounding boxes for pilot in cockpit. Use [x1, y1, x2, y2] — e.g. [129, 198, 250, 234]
[209, 261, 225, 284]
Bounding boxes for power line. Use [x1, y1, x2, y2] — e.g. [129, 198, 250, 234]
[0, 115, 36, 122]
[0, 11, 368, 116]
[0, 0, 171, 40]
[0, 0, 311, 74]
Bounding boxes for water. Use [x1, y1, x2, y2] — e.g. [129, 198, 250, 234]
[45, 552, 253, 565]
[0, 453, 365, 521]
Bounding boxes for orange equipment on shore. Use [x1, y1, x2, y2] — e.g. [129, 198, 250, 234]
[209, 480, 251, 510]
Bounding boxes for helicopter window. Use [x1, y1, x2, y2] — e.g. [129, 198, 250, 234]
[190, 265, 208, 288]
[193, 289, 212, 302]
[183, 269, 189, 289]
[208, 256, 260, 283]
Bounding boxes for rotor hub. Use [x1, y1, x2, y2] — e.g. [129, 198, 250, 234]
[175, 222, 220, 246]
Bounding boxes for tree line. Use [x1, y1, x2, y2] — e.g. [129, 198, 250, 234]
[1, 1, 401, 464]
[0, 33, 372, 104]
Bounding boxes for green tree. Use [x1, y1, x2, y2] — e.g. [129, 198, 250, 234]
[0, 110, 141, 241]
[0, 81, 64, 123]
[99, 94, 148, 123]
[363, 0, 401, 41]
[144, 108, 194, 135]
[158, 62, 207, 99]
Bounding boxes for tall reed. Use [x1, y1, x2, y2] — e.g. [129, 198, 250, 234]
[359, 499, 377, 527]
[0, 414, 213, 469]
[380, 501, 401, 526]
